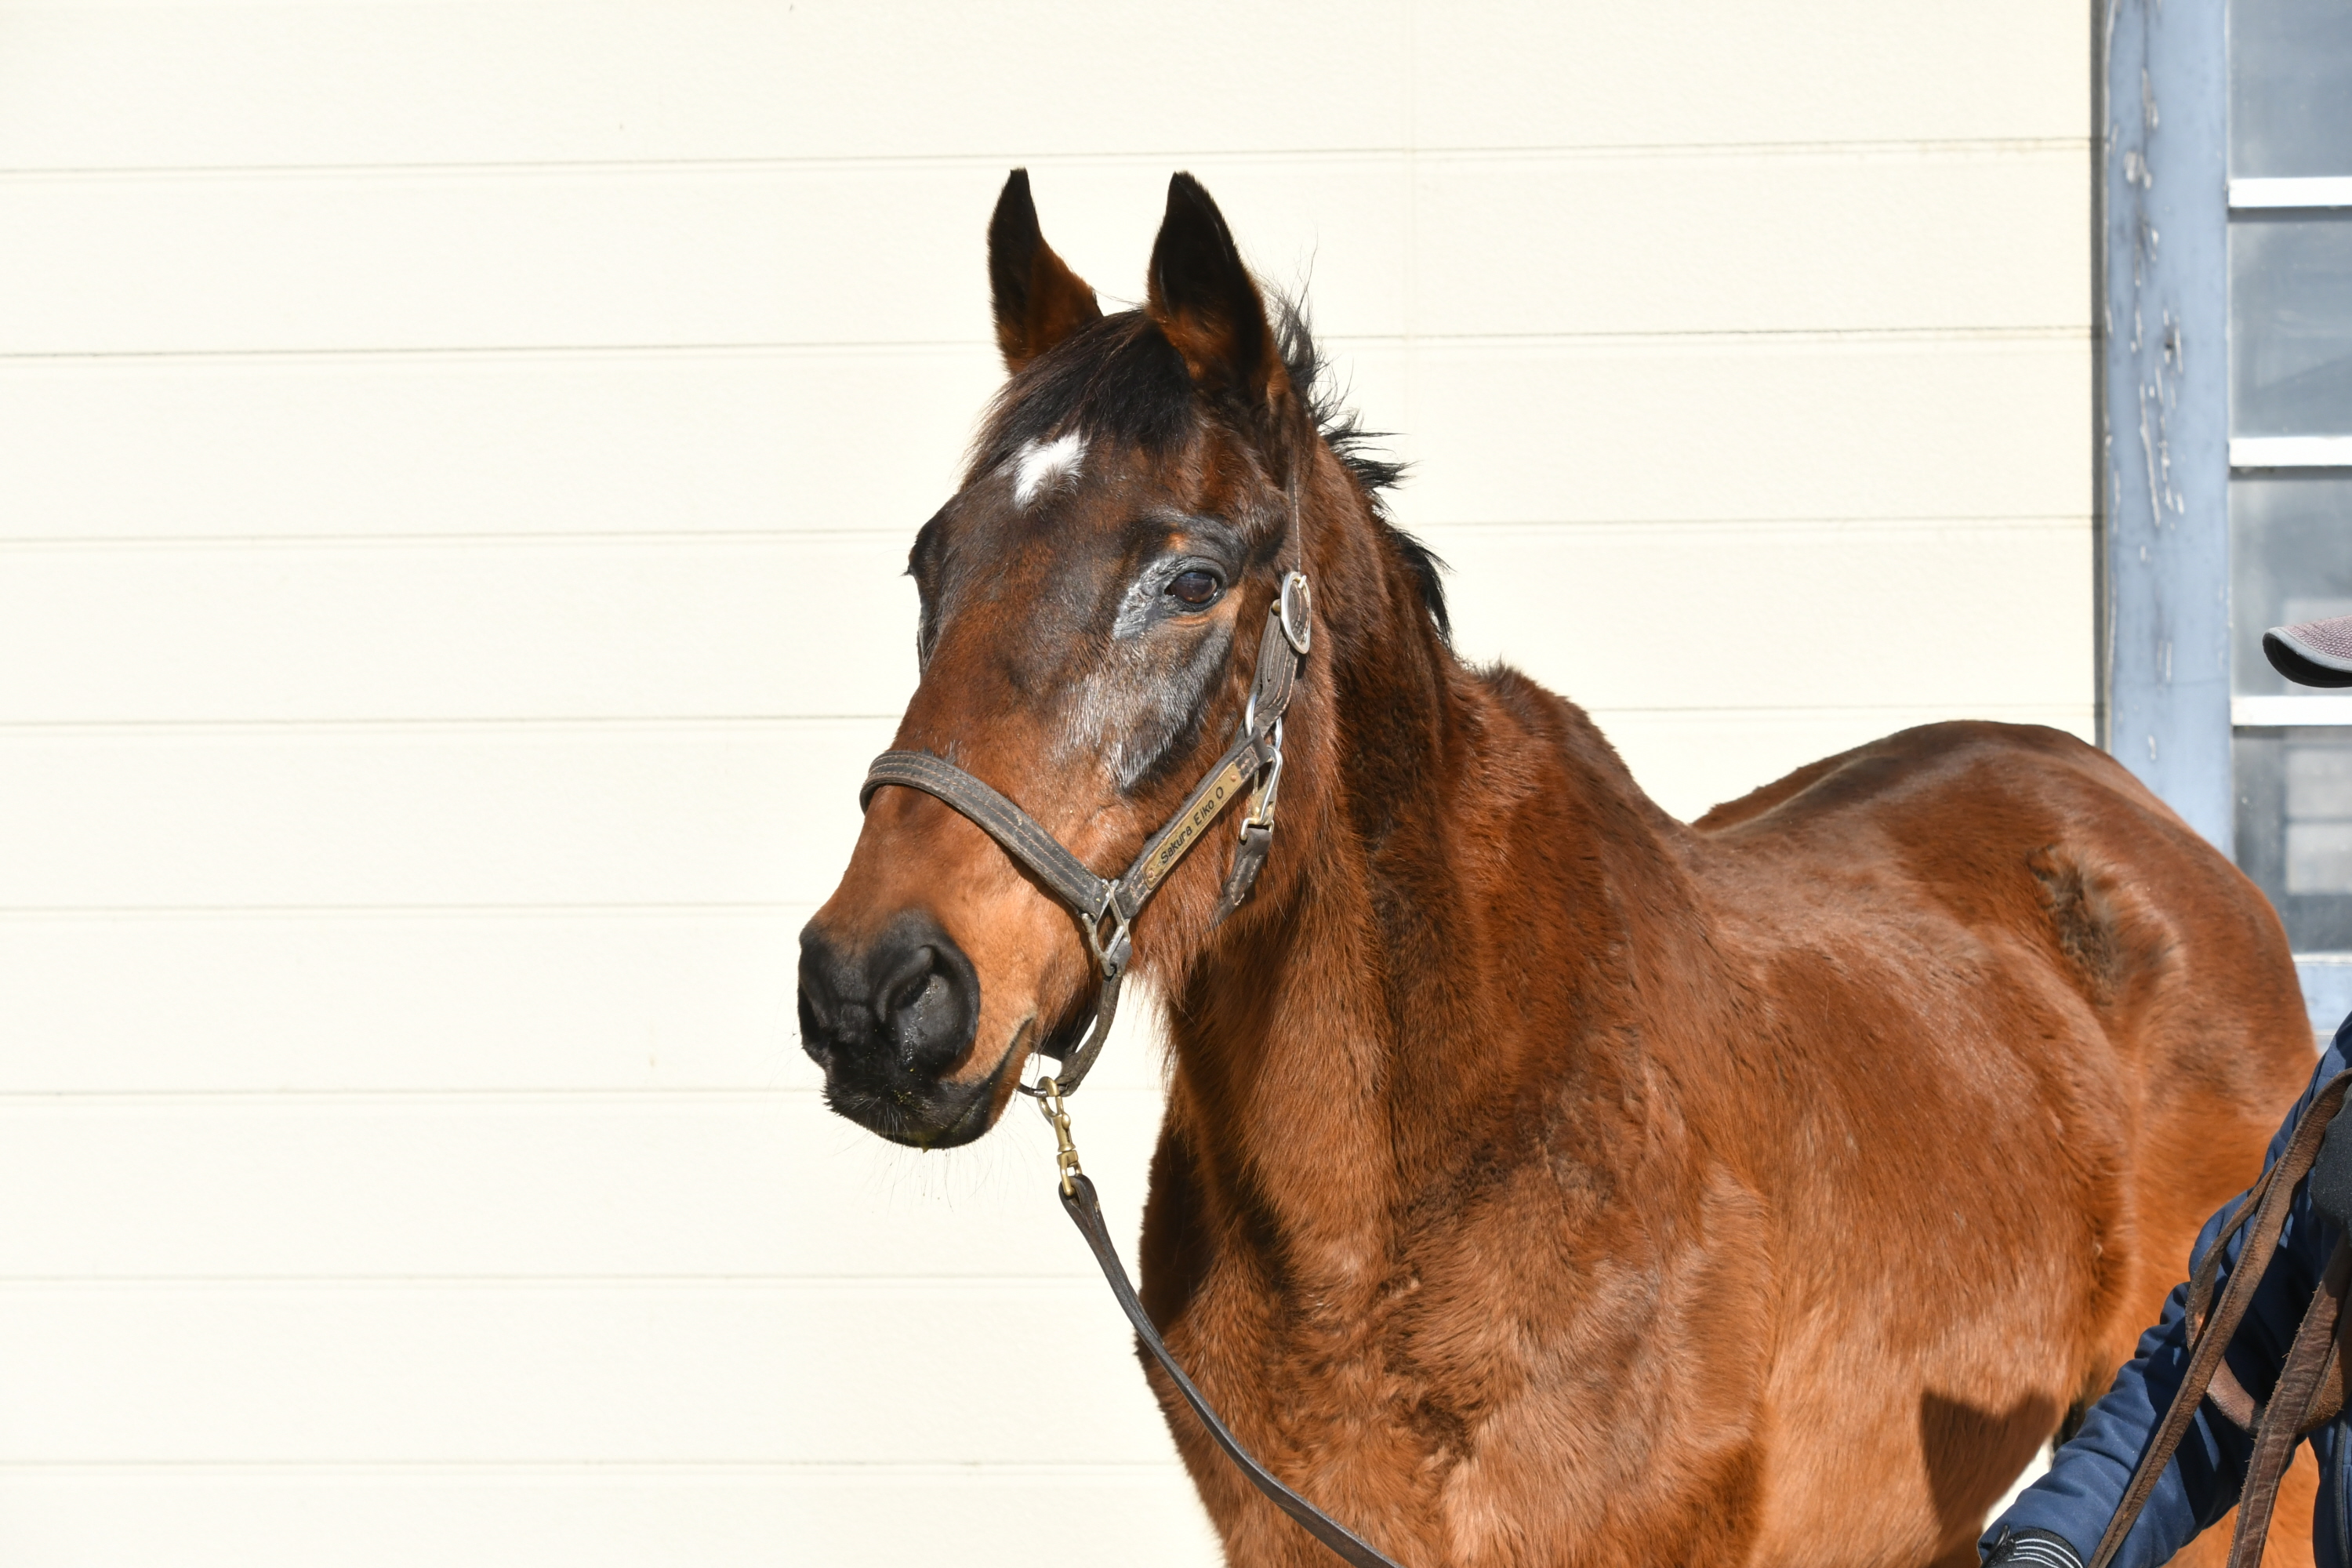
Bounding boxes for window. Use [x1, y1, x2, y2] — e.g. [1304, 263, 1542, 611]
[2229, 0, 2352, 1024]
[2107, 0, 2352, 1032]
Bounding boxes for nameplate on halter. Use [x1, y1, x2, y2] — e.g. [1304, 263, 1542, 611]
[1136, 753, 1254, 893]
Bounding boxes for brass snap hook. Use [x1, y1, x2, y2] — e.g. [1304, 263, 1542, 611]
[1034, 1075, 1083, 1196]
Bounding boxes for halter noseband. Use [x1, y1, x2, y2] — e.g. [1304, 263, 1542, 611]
[857, 568, 1311, 1097]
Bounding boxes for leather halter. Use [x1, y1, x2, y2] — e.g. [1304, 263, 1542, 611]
[854, 504, 1414, 1566]
[858, 568, 1311, 1095]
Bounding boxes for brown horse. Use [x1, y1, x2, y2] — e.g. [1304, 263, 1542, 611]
[797, 169, 2318, 1567]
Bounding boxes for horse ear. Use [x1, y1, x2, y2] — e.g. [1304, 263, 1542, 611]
[1145, 172, 1288, 408]
[988, 169, 1102, 373]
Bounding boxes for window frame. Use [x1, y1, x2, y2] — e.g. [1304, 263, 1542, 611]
[2105, 0, 2352, 1027]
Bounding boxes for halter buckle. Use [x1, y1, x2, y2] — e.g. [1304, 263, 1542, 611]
[1243, 720, 1285, 832]
[1084, 898, 1133, 979]
[1279, 572, 1312, 656]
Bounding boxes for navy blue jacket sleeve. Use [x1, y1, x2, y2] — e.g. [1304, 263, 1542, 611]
[1982, 1021, 2352, 1568]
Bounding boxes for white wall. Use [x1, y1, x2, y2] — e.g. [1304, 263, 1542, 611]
[0, 4, 2089, 1564]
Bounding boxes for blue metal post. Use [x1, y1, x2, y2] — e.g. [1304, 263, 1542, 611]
[2101, 0, 2233, 851]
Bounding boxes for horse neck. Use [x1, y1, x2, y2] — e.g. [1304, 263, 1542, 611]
[1162, 480, 1690, 1287]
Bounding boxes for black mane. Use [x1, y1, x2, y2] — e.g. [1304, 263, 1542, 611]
[971, 294, 1450, 642]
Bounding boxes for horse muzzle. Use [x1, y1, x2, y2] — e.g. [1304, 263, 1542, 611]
[797, 910, 1001, 1148]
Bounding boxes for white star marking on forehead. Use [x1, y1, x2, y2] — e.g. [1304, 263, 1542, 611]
[1011, 432, 1087, 509]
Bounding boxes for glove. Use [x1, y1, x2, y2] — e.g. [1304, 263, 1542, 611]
[1983, 1526, 2085, 1568]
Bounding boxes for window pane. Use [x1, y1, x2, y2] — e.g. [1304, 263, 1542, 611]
[2230, 474, 2352, 695]
[2292, 745, 2352, 891]
[2237, 727, 2352, 949]
[2231, 214, 2352, 436]
[2232, 0, 2352, 177]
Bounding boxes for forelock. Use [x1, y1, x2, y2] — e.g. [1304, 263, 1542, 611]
[960, 290, 1448, 641]
[970, 312, 1196, 482]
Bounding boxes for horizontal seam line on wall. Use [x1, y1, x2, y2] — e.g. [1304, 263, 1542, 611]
[0, 1088, 1187, 1105]
[0, 715, 901, 735]
[0, 138, 2096, 182]
[0, 1089, 824, 1105]
[0, 703, 2096, 739]
[0, 325, 2093, 365]
[0, 902, 810, 918]
[0, 1459, 1191, 1473]
[0, 528, 928, 550]
[0, 517, 2096, 550]
[0, 1276, 1138, 1292]
[1412, 516, 2094, 533]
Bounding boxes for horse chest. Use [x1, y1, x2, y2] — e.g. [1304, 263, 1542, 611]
[1156, 1185, 1693, 1450]
[1134, 1118, 1793, 1563]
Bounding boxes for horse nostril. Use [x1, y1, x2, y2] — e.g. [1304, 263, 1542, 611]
[796, 984, 829, 1065]
[872, 935, 979, 1079]
[895, 973, 957, 1058]
[884, 952, 940, 1019]
[796, 923, 859, 1067]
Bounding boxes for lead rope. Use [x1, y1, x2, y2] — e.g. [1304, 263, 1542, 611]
[1037, 1084, 1414, 1568]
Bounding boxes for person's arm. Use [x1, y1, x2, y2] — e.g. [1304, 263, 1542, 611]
[1981, 1029, 2350, 1568]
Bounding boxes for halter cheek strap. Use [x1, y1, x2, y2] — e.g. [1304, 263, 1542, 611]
[857, 570, 1312, 1096]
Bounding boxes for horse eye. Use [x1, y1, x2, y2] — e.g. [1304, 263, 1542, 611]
[1167, 570, 1221, 609]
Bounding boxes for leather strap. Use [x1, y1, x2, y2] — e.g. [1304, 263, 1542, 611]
[2186, 1157, 2285, 1334]
[2223, 1238, 2350, 1568]
[2088, 1069, 2352, 1568]
[861, 751, 1115, 920]
[1047, 968, 1127, 1096]
[1122, 728, 1279, 918]
[1061, 1173, 1410, 1568]
[2205, 1279, 2351, 1438]
[1214, 818, 1276, 925]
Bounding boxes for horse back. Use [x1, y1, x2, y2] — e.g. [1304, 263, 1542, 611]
[1689, 719, 2305, 1090]
[1670, 720, 2314, 1561]
[1685, 717, 2310, 1229]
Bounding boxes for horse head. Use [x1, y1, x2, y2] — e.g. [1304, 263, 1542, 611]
[799, 169, 1416, 1149]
